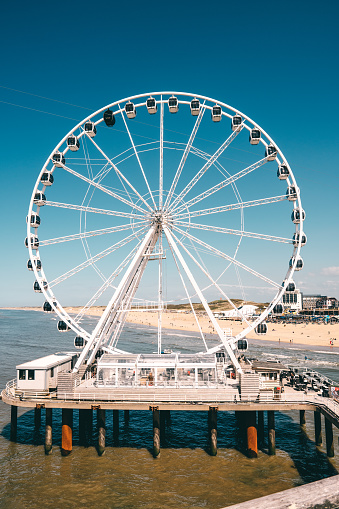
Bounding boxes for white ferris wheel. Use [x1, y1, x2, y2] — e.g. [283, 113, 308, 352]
[26, 92, 305, 374]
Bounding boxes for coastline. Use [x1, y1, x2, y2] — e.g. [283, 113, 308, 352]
[2, 306, 338, 350]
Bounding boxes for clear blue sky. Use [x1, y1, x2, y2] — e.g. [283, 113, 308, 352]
[1, 0, 338, 307]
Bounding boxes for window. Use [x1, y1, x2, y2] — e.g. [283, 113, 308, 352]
[28, 370, 35, 380]
[50, 367, 54, 378]
[19, 369, 26, 380]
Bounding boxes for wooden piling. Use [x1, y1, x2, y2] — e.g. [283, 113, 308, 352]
[314, 411, 322, 446]
[10, 405, 17, 441]
[124, 409, 130, 425]
[300, 409, 306, 429]
[325, 417, 334, 457]
[209, 407, 218, 456]
[268, 410, 276, 455]
[151, 406, 160, 458]
[45, 408, 53, 455]
[61, 408, 73, 456]
[257, 410, 264, 447]
[245, 411, 257, 458]
[97, 409, 106, 456]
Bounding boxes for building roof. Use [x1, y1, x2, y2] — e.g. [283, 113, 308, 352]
[16, 352, 75, 370]
[251, 360, 287, 372]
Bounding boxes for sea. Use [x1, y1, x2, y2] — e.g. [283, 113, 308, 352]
[0, 309, 338, 509]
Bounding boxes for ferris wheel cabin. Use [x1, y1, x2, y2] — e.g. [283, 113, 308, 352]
[249, 128, 261, 145]
[190, 98, 200, 116]
[84, 121, 97, 137]
[231, 114, 242, 131]
[125, 102, 136, 119]
[277, 164, 289, 180]
[33, 280, 48, 293]
[168, 96, 179, 113]
[291, 208, 305, 224]
[67, 135, 80, 152]
[27, 214, 40, 227]
[27, 258, 41, 271]
[273, 304, 284, 314]
[265, 145, 277, 160]
[57, 320, 71, 332]
[212, 105, 222, 122]
[52, 151, 65, 167]
[40, 172, 54, 186]
[33, 192, 46, 206]
[255, 323, 267, 335]
[103, 108, 115, 126]
[284, 280, 296, 292]
[43, 301, 57, 312]
[286, 186, 297, 201]
[25, 235, 39, 249]
[146, 97, 157, 114]
[289, 256, 304, 271]
[74, 336, 85, 349]
[292, 233, 307, 247]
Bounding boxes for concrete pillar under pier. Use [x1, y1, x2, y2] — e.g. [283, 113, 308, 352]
[300, 409, 306, 430]
[151, 406, 160, 458]
[314, 411, 322, 446]
[208, 407, 218, 456]
[34, 406, 41, 429]
[45, 408, 53, 455]
[245, 411, 257, 458]
[79, 409, 86, 445]
[257, 411, 264, 447]
[10, 405, 17, 441]
[325, 417, 334, 458]
[267, 410, 276, 456]
[61, 408, 73, 456]
[97, 409, 105, 456]
[113, 410, 119, 443]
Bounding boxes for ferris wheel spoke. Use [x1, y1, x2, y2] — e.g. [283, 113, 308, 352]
[173, 226, 281, 289]
[173, 156, 269, 214]
[159, 96, 164, 210]
[74, 240, 143, 323]
[59, 162, 147, 214]
[119, 105, 157, 209]
[175, 221, 292, 244]
[163, 226, 242, 372]
[169, 124, 244, 211]
[175, 195, 288, 220]
[48, 226, 147, 287]
[39, 221, 147, 247]
[164, 102, 206, 209]
[45, 200, 146, 220]
[170, 230, 252, 326]
[167, 242, 208, 351]
[84, 131, 153, 212]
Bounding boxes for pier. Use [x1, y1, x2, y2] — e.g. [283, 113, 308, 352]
[3, 379, 339, 458]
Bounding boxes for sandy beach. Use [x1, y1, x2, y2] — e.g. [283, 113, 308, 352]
[4, 306, 338, 349]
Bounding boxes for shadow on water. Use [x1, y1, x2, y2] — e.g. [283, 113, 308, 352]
[2, 408, 337, 484]
[271, 411, 338, 483]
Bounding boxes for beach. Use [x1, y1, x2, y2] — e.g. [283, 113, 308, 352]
[5, 307, 338, 350]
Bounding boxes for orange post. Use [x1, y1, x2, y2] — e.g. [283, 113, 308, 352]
[61, 408, 73, 456]
[246, 411, 257, 458]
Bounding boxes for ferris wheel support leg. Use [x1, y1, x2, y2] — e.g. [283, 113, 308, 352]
[163, 226, 243, 374]
[73, 227, 157, 373]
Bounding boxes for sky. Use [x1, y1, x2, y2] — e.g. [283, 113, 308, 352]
[0, 0, 338, 308]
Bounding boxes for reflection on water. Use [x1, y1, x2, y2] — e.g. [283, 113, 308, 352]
[0, 311, 338, 508]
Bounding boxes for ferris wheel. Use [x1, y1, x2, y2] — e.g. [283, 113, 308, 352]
[26, 91, 305, 373]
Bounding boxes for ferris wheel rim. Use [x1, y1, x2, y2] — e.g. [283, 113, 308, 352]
[26, 91, 305, 356]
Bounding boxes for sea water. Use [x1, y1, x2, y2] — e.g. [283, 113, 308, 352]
[0, 310, 338, 509]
